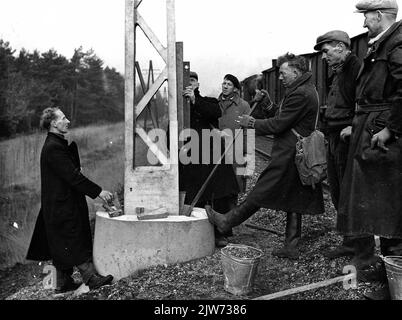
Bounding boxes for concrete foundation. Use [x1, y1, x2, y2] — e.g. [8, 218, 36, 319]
[93, 208, 215, 280]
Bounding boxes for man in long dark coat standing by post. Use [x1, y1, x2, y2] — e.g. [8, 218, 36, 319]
[337, 0, 402, 300]
[27, 107, 114, 293]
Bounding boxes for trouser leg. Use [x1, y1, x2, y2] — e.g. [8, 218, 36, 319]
[55, 267, 74, 289]
[326, 138, 340, 211]
[327, 131, 349, 209]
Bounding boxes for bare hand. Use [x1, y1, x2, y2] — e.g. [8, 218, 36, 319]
[340, 126, 352, 141]
[371, 127, 392, 151]
[254, 89, 265, 102]
[99, 190, 113, 203]
[183, 86, 195, 104]
[237, 115, 254, 128]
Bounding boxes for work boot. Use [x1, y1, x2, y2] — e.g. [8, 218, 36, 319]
[55, 276, 82, 294]
[351, 236, 377, 270]
[323, 236, 355, 259]
[324, 245, 355, 259]
[87, 274, 114, 291]
[272, 212, 302, 260]
[205, 201, 260, 235]
[215, 236, 229, 248]
[357, 259, 388, 283]
[363, 285, 391, 300]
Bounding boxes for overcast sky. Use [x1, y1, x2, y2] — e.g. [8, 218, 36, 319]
[0, 0, 401, 95]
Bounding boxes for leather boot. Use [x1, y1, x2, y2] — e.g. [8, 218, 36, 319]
[351, 236, 377, 270]
[87, 274, 114, 290]
[205, 201, 260, 235]
[363, 285, 391, 300]
[323, 236, 355, 259]
[55, 269, 82, 294]
[272, 212, 302, 260]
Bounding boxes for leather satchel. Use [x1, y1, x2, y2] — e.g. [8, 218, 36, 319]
[291, 90, 327, 189]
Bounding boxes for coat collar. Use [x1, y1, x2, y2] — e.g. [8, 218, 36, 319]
[334, 52, 355, 74]
[285, 72, 313, 96]
[365, 20, 402, 57]
[47, 132, 68, 146]
[218, 92, 241, 109]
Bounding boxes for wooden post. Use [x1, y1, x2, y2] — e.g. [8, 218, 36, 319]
[183, 61, 191, 129]
[176, 42, 184, 147]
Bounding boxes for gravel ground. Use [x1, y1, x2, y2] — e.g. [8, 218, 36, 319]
[1, 138, 383, 300]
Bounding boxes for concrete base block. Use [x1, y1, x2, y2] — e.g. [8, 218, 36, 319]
[93, 208, 215, 281]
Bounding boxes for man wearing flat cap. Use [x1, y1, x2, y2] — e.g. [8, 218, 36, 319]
[314, 31, 376, 266]
[337, 0, 402, 300]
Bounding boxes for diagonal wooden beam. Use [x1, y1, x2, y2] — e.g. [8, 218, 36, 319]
[135, 61, 159, 128]
[134, 0, 142, 9]
[136, 13, 167, 63]
[136, 67, 167, 118]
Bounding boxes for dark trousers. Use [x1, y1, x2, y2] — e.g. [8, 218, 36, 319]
[327, 131, 375, 253]
[326, 131, 349, 211]
[56, 258, 97, 288]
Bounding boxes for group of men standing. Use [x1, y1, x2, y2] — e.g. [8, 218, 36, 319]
[318, 0, 402, 300]
[206, 0, 402, 300]
[26, 0, 401, 300]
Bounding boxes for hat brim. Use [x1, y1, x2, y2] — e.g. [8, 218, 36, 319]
[355, 8, 398, 14]
[314, 40, 333, 51]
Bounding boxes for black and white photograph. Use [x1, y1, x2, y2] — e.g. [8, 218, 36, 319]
[0, 0, 401, 309]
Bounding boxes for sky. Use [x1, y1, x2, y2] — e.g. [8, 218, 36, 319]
[0, 0, 401, 96]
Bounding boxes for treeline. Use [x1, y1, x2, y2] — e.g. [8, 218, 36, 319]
[0, 40, 124, 138]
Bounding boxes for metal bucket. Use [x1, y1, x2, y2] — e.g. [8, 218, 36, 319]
[221, 244, 263, 296]
[384, 256, 402, 300]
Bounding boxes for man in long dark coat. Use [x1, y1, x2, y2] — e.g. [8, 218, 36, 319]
[27, 107, 114, 293]
[206, 54, 325, 259]
[181, 72, 240, 247]
[337, 0, 402, 300]
[314, 30, 376, 265]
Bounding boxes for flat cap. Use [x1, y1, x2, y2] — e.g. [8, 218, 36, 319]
[190, 71, 198, 80]
[355, 0, 399, 14]
[314, 30, 351, 51]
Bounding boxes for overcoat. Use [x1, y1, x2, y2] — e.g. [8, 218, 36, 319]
[26, 132, 101, 270]
[246, 72, 325, 215]
[179, 89, 239, 205]
[218, 93, 251, 189]
[337, 21, 402, 238]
